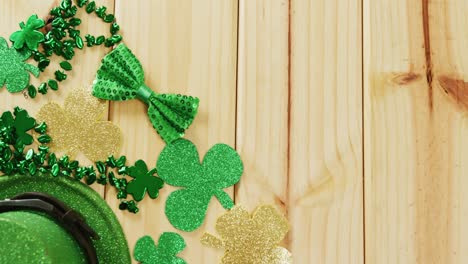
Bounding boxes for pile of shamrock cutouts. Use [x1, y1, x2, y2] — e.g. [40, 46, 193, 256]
[0, 0, 293, 263]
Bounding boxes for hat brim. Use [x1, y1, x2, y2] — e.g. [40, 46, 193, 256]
[0, 173, 131, 264]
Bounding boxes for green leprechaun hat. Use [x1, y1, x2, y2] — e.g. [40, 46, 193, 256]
[0, 172, 131, 264]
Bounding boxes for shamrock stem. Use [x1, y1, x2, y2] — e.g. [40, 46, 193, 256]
[214, 190, 234, 210]
[23, 63, 40, 77]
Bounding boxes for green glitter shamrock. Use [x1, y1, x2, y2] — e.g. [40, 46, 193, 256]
[0, 37, 39, 93]
[157, 139, 244, 232]
[0, 108, 36, 147]
[10, 14, 45, 50]
[134, 233, 187, 264]
[126, 160, 164, 202]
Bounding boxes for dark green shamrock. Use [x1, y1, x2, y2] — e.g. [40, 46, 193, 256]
[134, 233, 187, 264]
[10, 14, 45, 50]
[0, 37, 39, 93]
[157, 139, 244, 232]
[126, 160, 164, 201]
[0, 108, 36, 147]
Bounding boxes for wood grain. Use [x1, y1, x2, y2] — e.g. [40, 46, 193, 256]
[363, 0, 457, 263]
[110, 0, 238, 262]
[235, 0, 289, 215]
[290, 0, 363, 263]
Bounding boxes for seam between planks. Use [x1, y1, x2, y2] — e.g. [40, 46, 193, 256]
[233, 0, 240, 206]
[361, 0, 366, 262]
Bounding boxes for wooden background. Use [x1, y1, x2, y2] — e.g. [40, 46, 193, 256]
[2, 0, 468, 263]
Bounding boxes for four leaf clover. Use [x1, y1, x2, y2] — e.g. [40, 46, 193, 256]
[10, 14, 45, 50]
[127, 160, 164, 201]
[157, 139, 243, 232]
[0, 37, 39, 93]
[134, 233, 187, 264]
[201, 205, 292, 264]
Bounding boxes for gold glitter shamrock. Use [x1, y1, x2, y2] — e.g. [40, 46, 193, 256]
[36, 88, 122, 161]
[201, 205, 292, 264]
[127, 160, 164, 202]
[10, 14, 45, 50]
[0, 37, 39, 93]
[134, 233, 187, 264]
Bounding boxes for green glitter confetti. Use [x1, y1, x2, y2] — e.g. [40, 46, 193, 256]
[134, 233, 187, 264]
[9, 14, 45, 50]
[157, 139, 244, 232]
[92, 44, 200, 143]
[0, 37, 39, 93]
[126, 160, 163, 202]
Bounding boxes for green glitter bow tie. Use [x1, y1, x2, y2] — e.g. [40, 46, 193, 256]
[92, 44, 200, 143]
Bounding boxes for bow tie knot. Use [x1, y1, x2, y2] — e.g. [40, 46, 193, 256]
[92, 44, 199, 143]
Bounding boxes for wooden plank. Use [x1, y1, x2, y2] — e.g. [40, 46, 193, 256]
[235, 0, 289, 213]
[363, 0, 424, 262]
[362, 0, 456, 263]
[110, 0, 238, 262]
[0, 0, 114, 195]
[290, 0, 363, 263]
[424, 0, 468, 263]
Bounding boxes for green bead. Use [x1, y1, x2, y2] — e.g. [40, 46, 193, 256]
[116, 156, 126, 167]
[117, 190, 127, 199]
[97, 174, 107, 185]
[104, 14, 114, 23]
[104, 38, 113, 47]
[51, 163, 59, 177]
[25, 149, 34, 161]
[86, 1, 96, 13]
[55, 70, 67, 81]
[96, 161, 106, 174]
[28, 162, 37, 175]
[95, 35, 105, 45]
[95, 6, 107, 18]
[108, 171, 116, 186]
[110, 34, 122, 44]
[65, 6, 78, 18]
[48, 153, 57, 166]
[69, 18, 81, 26]
[86, 172, 96, 185]
[38, 82, 48, 95]
[38, 58, 50, 71]
[68, 160, 79, 170]
[75, 167, 85, 180]
[27, 85, 37, 99]
[48, 79, 58, 91]
[110, 23, 120, 34]
[106, 156, 117, 168]
[38, 145, 49, 154]
[76, 0, 88, 7]
[52, 17, 67, 29]
[75, 35, 84, 49]
[59, 61, 72, 71]
[85, 34, 95, 47]
[50, 7, 61, 16]
[68, 28, 80, 38]
[37, 134, 51, 144]
[34, 122, 47, 134]
[60, 0, 72, 10]
[118, 166, 127, 175]
[127, 201, 139, 213]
